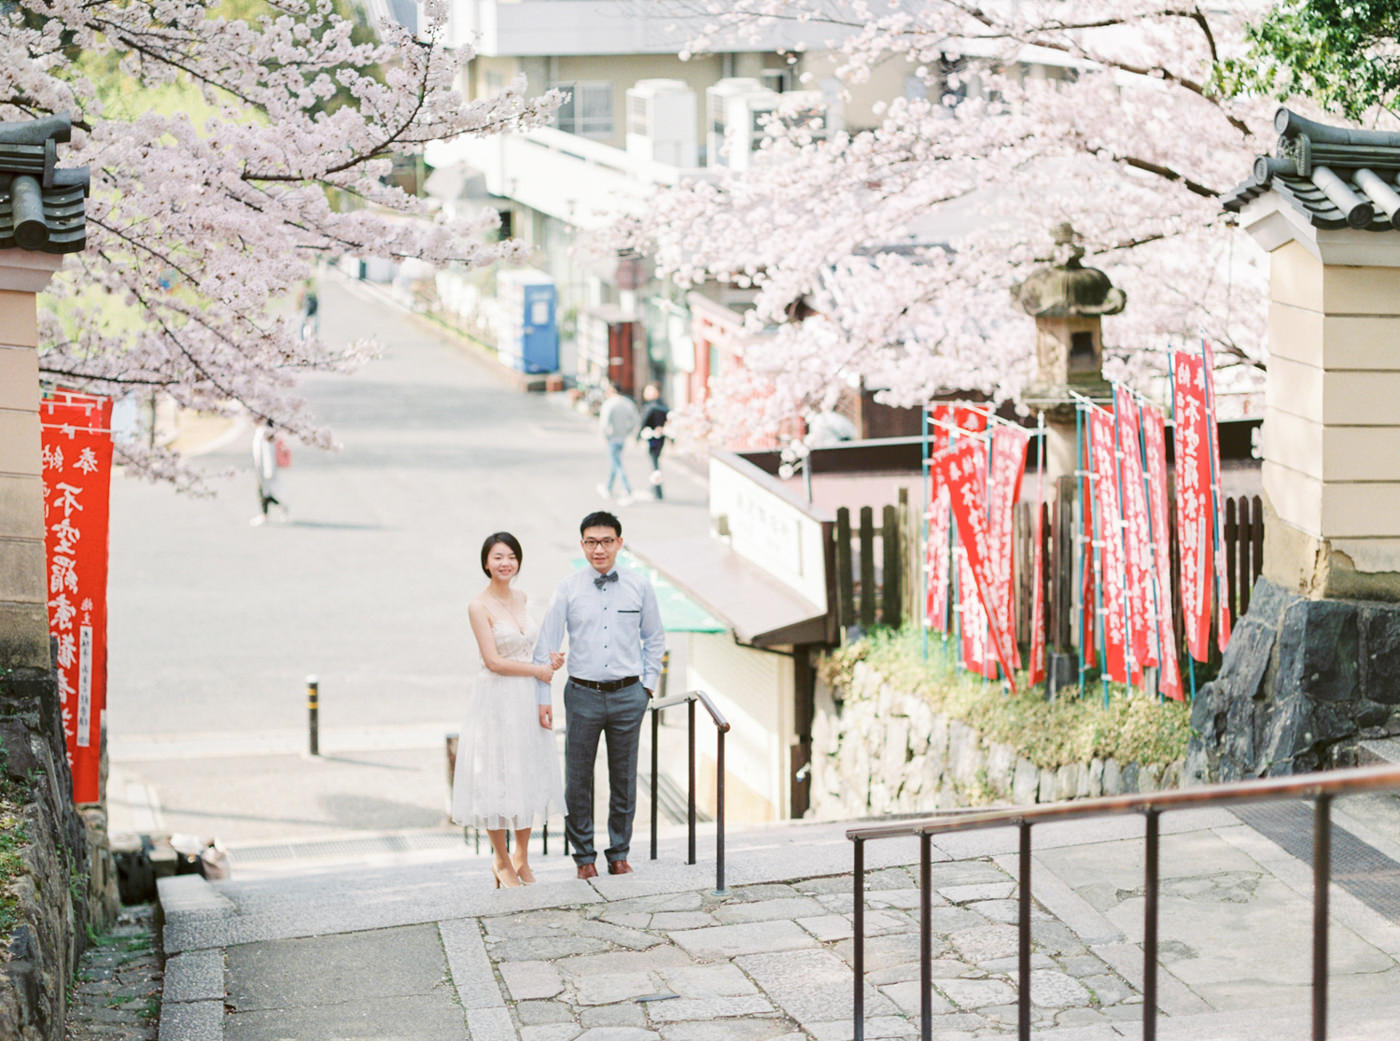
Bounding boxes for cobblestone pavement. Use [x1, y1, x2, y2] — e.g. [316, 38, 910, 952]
[474, 860, 1138, 1041]
[161, 811, 1400, 1041]
[65, 903, 162, 1041]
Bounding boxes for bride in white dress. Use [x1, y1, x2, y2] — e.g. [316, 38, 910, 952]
[451, 532, 565, 888]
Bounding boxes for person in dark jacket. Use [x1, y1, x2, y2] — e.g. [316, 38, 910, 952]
[637, 384, 669, 500]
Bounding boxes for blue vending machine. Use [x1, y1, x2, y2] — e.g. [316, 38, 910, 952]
[497, 269, 558, 374]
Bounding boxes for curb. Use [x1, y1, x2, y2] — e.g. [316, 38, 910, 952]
[158, 875, 234, 1041]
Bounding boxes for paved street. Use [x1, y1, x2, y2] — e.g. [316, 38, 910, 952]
[107, 272, 709, 854]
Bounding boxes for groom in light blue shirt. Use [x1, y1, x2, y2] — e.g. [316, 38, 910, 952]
[534, 510, 665, 879]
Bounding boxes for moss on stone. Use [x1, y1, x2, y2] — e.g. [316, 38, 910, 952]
[0, 776, 29, 942]
[821, 627, 1191, 769]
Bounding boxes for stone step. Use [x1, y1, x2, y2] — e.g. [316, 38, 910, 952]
[1358, 735, 1400, 766]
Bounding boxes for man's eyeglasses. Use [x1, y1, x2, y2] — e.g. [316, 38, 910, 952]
[582, 537, 618, 550]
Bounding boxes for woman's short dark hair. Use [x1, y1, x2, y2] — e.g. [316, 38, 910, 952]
[481, 532, 523, 577]
[579, 510, 622, 537]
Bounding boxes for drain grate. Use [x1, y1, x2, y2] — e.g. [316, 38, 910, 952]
[1233, 801, 1400, 922]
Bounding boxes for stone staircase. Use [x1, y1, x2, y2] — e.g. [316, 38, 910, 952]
[156, 806, 1400, 1040]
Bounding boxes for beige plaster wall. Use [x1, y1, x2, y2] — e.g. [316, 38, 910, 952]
[0, 288, 50, 667]
[1261, 240, 1400, 598]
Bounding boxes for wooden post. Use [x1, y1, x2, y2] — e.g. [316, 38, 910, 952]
[1237, 496, 1253, 617]
[1251, 495, 1265, 600]
[836, 507, 855, 632]
[859, 506, 876, 629]
[882, 503, 901, 629]
[1225, 497, 1239, 625]
[898, 487, 916, 629]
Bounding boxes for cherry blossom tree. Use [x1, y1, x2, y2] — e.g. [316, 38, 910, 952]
[621, 1, 1307, 441]
[10, 0, 557, 487]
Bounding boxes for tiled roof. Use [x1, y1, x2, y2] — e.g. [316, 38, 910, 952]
[0, 113, 88, 254]
[1222, 108, 1400, 232]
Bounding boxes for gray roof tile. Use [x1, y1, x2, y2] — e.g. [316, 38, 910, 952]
[0, 113, 88, 254]
[1222, 108, 1400, 232]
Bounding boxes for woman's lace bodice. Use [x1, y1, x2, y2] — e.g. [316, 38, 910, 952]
[489, 615, 539, 663]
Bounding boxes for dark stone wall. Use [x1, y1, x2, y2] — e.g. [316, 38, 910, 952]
[0, 666, 95, 1041]
[1186, 578, 1400, 782]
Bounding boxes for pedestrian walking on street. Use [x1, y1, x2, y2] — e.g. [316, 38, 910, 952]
[596, 383, 640, 504]
[452, 532, 566, 889]
[299, 285, 319, 341]
[637, 383, 669, 500]
[533, 511, 665, 879]
[250, 420, 288, 526]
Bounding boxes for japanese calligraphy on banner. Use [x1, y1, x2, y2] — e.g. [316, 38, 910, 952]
[1142, 403, 1185, 702]
[928, 404, 989, 438]
[1087, 407, 1129, 683]
[1171, 351, 1214, 663]
[40, 395, 114, 804]
[931, 439, 1018, 694]
[987, 426, 1029, 671]
[1114, 388, 1156, 678]
[925, 487, 951, 632]
[957, 547, 990, 675]
[1203, 341, 1232, 652]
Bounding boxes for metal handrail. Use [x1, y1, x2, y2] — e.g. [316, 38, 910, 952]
[649, 689, 731, 893]
[846, 762, 1400, 1041]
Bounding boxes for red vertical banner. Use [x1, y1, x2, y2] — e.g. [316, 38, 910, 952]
[40, 396, 114, 804]
[1142, 403, 1185, 701]
[1080, 436, 1096, 670]
[1088, 406, 1129, 683]
[932, 439, 1018, 695]
[1114, 387, 1157, 675]
[1028, 437, 1046, 686]
[1202, 341, 1232, 651]
[1172, 351, 1214, 662]
[958, 547, 990, 675]
[987, 426, 1029, 671]
[925, 486, 951, 631]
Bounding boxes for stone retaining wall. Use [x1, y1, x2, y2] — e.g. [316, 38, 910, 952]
[808, 660, 1182, 818]
[0, 665, 112, 1041]
[1186, 578, 1400, 782]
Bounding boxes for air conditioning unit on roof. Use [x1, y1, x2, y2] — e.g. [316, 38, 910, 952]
[625, 79, 697, 168]
[706, 80, 835, 172]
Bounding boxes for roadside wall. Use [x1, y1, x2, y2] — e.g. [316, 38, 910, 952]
[0, 665, 115, 1041]
[808, 660, 1182, 818]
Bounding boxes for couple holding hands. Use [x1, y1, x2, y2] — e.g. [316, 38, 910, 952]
[450, 510, 665, 889]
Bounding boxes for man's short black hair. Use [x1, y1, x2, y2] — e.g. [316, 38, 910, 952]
[579, 510, 622, 537]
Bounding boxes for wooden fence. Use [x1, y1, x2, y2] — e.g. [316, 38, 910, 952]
[834, 481, 1266, 674]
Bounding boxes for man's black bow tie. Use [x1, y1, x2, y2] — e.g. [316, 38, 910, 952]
[594, 571, 619, 589]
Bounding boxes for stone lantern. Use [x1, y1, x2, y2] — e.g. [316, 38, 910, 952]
[1011, 223, 1126, 482]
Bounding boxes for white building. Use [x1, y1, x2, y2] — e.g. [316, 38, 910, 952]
[425, 0, 930, 404]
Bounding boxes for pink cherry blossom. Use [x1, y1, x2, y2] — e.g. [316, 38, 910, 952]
[18, 0, 560, 488]
[618, 1, 1352, 444]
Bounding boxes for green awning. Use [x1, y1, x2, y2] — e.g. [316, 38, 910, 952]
[570, 550, 726, 633]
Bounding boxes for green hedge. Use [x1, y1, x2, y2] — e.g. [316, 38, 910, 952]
[820, 628, 1191, 769]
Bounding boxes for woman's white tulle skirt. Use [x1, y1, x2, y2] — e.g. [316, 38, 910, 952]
[450, 669, 564, 830]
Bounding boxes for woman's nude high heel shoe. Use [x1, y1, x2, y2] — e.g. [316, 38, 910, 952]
[492, 862, 523, 889]
[513, 861, 536, 885]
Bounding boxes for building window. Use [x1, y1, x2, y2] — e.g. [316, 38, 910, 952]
[552, 82, 613, 137]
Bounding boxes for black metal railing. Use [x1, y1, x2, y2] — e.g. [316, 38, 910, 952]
[650, 689, 731, 894]
[846, 762, 1400, 1041]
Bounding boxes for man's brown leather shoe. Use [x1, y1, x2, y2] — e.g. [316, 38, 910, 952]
[607, 860, 633, 875]
[576, 862, 598, 880]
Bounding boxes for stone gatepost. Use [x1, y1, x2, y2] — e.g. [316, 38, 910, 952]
[0, 113, 110, 1041]
[1187, 108, 1400, 781]
[0, 113, 88, 668]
